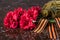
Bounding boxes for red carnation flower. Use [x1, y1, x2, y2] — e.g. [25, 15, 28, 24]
[4, 7, 23, 29]
[28, 6, 41, 20]
[4, 11, 18, 29]
[20, 11, 36, 30]
[13, 7, 23, 20]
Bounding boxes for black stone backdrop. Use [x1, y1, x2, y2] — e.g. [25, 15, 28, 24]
[1, 0, 60, 40]
[0, 0, 51, 30]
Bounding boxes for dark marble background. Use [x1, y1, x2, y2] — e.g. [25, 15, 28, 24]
[0, 0, 51, 27]
[1, 0, 60, 40]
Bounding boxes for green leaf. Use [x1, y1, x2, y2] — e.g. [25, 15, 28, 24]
[49, 19, 55, 23]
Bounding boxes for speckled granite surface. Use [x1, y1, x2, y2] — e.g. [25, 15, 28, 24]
[1, 0, 60, 40]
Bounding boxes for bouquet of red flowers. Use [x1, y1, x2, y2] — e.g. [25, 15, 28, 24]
[4, 6, 41, 30]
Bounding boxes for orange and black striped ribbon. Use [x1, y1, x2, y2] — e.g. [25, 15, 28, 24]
[34, 19, 48, 33]
[48, 23, 58, 40]
[34, 19, 45, 32]
[55, 18, 60, 28]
